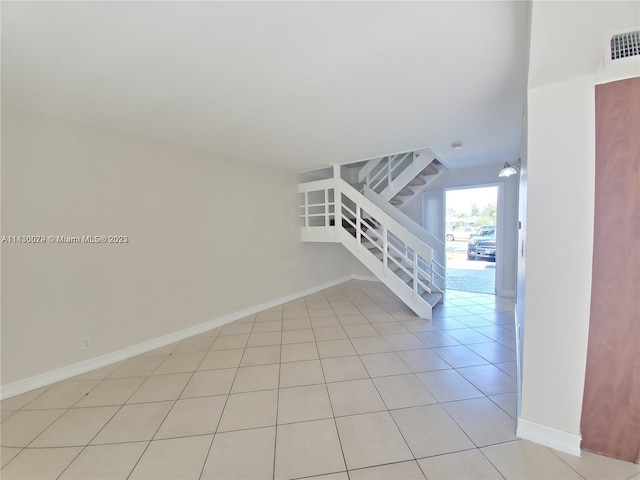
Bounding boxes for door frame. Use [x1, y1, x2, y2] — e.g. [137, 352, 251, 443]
[440, 183, 503, 295]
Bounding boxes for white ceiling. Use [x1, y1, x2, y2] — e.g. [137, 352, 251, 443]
[2, 1, 529, 171]
[529, 1, 640, 89]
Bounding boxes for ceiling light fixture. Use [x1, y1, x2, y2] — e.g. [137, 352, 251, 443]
[498, 160, 520, 178]
[451, 142, 463, 150]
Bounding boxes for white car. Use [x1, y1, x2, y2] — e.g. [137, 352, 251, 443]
[446, 226, 477, 242]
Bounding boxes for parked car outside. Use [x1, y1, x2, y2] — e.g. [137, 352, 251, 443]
[446, 226, 477, 242]
[467, 225, 496, 261]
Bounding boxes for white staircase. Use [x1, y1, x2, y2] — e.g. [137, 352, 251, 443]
[363, 184, 447, 277]
[299, 169, 445, 319]
[358, 148, 446, 208]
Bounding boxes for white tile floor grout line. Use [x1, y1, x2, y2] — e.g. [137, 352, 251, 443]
[1, 281, 638, 480]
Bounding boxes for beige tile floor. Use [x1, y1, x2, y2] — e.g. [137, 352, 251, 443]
[2, 280, 639, 479]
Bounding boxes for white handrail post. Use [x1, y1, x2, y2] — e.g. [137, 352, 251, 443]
[383, 226, 388, 275]
[413, 250, 419, 301]
[387, 158, 391, 189]
[333, 164, 342, 237]
[325, 187, 330, 233]
[356, 205, 361, 250]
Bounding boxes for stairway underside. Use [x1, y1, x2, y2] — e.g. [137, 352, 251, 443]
[303, 225, 442, 318]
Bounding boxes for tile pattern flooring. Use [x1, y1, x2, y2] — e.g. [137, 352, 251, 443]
[2, 280, 639, 479]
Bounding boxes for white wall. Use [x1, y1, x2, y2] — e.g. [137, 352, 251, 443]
[1, 109, 364, 387]
[422, 189, 445, 242]
[515, 101, 528, 421]
[401, 190, 423, 226]
[516, 0, 640, 456]
[403, 164, 519, 296]
[519, 74, 595, 452]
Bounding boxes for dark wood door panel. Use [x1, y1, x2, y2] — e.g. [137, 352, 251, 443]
[581, 77, 640, 464]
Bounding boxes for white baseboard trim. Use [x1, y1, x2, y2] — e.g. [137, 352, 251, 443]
[351, 274, 380, 282]
[1, 275, 357, 400]
[516, 417, 582, 457]
[498, 289, 516, 298]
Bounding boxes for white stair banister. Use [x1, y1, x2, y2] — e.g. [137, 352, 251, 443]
[299, 178, 338, 243]
[339, 179, 434, 265]
[299, 174, 443, 319]
[356, 149, 439, 201]
[357, 156, 385, 184]
[363, 185, 445, 289]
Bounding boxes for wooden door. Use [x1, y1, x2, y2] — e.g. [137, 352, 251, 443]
[581, 77, 640, 463]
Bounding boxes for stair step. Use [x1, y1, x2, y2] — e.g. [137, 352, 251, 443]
[367, 218, 381, 229]
[342, 222, 379, 240]
[395, 271, 413, 283]
[396, 188, 414, 196]
[402, 275, 426, 290]
[361, 233, 379, 242]
[390, 199, 403, 206]
[408, 177, 426, 186]
[421, 165, 438, 176]
[373, 251, 403, 263]
[421, 291, 443, 307]
[396, 271, 443, 301]
[392, 265, 413, 275]
[366, 244, 380, 252]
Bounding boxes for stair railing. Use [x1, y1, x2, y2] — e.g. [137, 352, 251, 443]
[299, 175, 443, 316]
[339, 201, 434, 298]
[299, 178, 337, 242]
[363, 152, 413, 195]
[357, 156, 384, 183]
[363, 185, 445, 289]
[336, 179, 443, 297]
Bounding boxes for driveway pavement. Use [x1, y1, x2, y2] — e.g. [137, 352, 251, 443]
[445, 241, 496, 294]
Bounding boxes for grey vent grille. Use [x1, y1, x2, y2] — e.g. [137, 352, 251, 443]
[611, 31, 640, 60]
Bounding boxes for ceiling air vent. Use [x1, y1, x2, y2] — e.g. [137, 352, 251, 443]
[610, 31, 640, 60]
